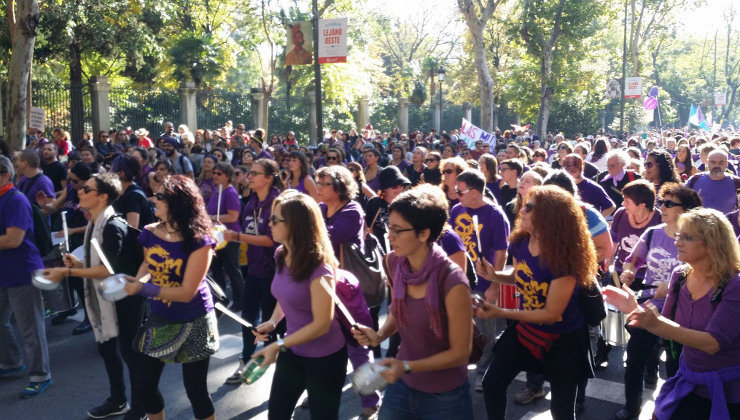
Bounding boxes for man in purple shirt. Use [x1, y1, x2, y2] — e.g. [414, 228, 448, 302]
[687, 149, 740, 214]
[0, 156, 52, 398]
[15, 149, 56, 203]
[563, 153, 615, 217]
[249, 137, 273, 161]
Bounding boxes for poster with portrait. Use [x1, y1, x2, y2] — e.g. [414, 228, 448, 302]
[286, 21, 313, 66]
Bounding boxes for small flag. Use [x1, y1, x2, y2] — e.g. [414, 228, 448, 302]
[688, 104, 704, 127]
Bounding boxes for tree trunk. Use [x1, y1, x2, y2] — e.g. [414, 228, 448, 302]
[536, 51, 554, 140]
[471, 30, 495, 132]
[69, 42, 85, 144]
[7, 0, 39, 151]
[261, 87, 271, 135]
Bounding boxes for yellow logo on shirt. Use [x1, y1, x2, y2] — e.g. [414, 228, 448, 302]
[515, 260, 548, 310]
[453, 212, 483, 262]
[145, 245, 183, 306]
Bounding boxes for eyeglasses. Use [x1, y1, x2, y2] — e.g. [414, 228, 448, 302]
[558, 146, 569, 151]
[523, 202, 535, 213]
[424, 158, 437, 163]
[213, 171, 224, 176]
[607, 163, 622, 169]
[269, 214, 285, 224]
[657, 199, 682, 209]
[248, 171, 265, 177]
[675, 232, 702, 242]
[154, 192, 166, 201]
[645, 161, 656, 169]
[563, 164, 580, 173]
[327, 156, 338, 161]
[81, 186, 98, 194]
[386, 224, 415, 237]
[442, 169, 456, 175]
[455, 188, 472, 195]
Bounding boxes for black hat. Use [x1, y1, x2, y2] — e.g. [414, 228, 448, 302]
[378, 166, 411, 190]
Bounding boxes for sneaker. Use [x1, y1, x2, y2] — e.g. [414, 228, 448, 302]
[513, 387, 545, 405]
[225, 359, 245, 384]
[87, 398, 130, 419]
[73, 319, 93, 335]
[0, 364, 27, 378]
[360, 406, 379, 420]
[21, 378, 52, 398]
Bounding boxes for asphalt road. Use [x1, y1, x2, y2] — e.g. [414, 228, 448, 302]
[0, 310, 667, 420]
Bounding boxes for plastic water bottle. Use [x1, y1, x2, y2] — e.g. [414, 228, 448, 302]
[240, 356, 269, 384]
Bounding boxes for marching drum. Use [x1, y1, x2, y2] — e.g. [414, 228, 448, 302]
[602, 303, 630, 346]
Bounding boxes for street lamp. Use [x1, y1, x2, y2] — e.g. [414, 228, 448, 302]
[437, 66, 446, 134]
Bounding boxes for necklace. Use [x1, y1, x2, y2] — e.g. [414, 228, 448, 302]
[162, 223, 178, 240]
[632, 211, 651, 225]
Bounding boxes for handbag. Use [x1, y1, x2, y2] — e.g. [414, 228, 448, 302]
[515, 322, 560, 361]
[340, 210, 387, 307]
[133, 311, 219, 363]
[578, 279, 607, 327]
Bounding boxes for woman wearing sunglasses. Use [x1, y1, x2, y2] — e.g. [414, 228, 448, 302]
[222, 159, 283, 384]
[286, 151, 318, 202]
[604, 208, 740, 420]
[422, 150, 443, 186]
[439, 157, 468, 208]
[609, 184, 702, 420]
[643, 149, 681, 193]
[475, 185, 597, 420]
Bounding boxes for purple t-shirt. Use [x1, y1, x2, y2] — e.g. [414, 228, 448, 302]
[625, 224, 680, 310]
[0, 189, 44, 287]
[320, 201, 365, 259]
[509, 236, 584, 334]
[438, 229, 465, 258]
[726, 209, 740, 237]
[486, 181, 503, 206]
[207, 184, 241, 231]
[662, 267, 740, 403]
[198, 178, 215, 203]
[449, 202, 510, 293]
[689, 174, 739, 214]
[16, 173, 56, 202]
[256, 150, 273, 160]
[388, 252, 470, 393]
[576, 177, 614, 212]
[270, 257, 345, 357]
[138, 228, 215, 321]
[610, 208, 662, 275]
[241, 188, 280, 279]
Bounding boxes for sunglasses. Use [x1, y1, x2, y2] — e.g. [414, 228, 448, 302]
[523, 202, 535, 213]
[213, 171, 224, 176]
[270, 214, 285, 224]
[81, 186, 98, 194]
[234, 171, 243, 175]
[248, 171, 266, 177]
[442, 169, 456, 175]
[657, 199, 682, 209]
[424, 158, 438, 163]
[455, 188, 472, 195]
[327, 156, 339, 161]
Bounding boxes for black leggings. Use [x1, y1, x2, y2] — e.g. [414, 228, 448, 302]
[268, 346, 348, 420]
[131, 355, 213, 419]
[671, 392, 740, 419]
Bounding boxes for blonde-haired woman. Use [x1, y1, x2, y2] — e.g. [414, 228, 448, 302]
[605, 208, 740, 420]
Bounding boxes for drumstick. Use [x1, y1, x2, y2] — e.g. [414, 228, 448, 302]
[472, 215, 483, 255]
[215, 302, 256, 330]
[90, 238, 115, 275]
[61, 211, 69, 253]
[216, 184, 223, 223]
[611, 270, 621, 287]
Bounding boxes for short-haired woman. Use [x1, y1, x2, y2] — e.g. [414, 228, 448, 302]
[147, 160, 172, 199]
[605, 208, 740, 420]
[251, 191, 348, 419]
[354, 184, 474, 419]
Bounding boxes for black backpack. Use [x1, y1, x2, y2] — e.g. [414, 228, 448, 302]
[105, 215, 144, 276]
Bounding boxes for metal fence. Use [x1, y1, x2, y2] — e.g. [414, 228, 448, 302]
[197, 89, 252, 131]
[110, 87, 179, 136]
[1, 82, 93, 135]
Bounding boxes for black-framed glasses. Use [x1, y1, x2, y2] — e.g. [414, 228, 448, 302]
[270, 214, 285, 224]
[425, 158, 437, 163]
[154, 192, 166, 201]
[523, 202, 535, 213]
[213, 171, 224, 176]
[81, 186, 98, 194]
[657, 199, 682, 209]
[442, 169, 455, 175]
[234, 171, 243, 175]
[386, 224, 415, 237]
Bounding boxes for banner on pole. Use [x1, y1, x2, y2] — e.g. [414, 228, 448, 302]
[715, 92, 727, 106]
[286, 22, 313, 66]
[624, 77, 643, 99]
[29, 107, 45, 131]
[458, 119, 494, 149]
[318, 18, 348, 64]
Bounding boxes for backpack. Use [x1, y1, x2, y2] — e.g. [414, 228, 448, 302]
[128, 186, 157, 227]
[332, 269, 374, 347]
[103, 215, 144, 276]
[1, 189, 53, 257]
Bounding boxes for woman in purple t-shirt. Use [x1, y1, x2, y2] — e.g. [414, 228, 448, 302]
[353, 185, 474, 419]
[606, 208, 740, 420]
[286, 150, 318, 201]
[251, 191, 347, 420]
[475, 186, 597, 420]
[124, 175, 218, 420]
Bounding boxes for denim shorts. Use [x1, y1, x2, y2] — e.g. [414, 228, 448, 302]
[378, 378, 474, 420]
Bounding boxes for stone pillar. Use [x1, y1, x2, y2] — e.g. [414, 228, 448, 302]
[463, 101, 472, 122]
[307, 90, 317, 146]
[398, 98, 409, 135]
[433, 99, 441, 133]
[89, 76, 111, 137]
[179, 82, 197, 131]
[357, 96, 370, 129]
[250, 87, 264, 129]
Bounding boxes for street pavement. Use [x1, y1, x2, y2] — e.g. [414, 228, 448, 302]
[0, 309, 668, 419]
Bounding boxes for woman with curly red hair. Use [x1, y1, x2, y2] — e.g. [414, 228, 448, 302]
[476, 185, 597, 420]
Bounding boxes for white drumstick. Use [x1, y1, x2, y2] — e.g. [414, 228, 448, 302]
[215, 302, 255, 330]
[61, 211, 69, 253]
[320, 277, 357, 327]
[216, 184, 223, 223]
[472, 215, 483, 255]
[90, 238, 115, 275]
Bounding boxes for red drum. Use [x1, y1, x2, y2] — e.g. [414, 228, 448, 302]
[499, 284, 520, 310]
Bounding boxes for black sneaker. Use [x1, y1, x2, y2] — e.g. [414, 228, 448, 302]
[73, 319, 93, 335]
[87, 398, 129, 419]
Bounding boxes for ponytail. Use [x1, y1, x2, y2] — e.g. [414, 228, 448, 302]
[255, 158, 284, 191]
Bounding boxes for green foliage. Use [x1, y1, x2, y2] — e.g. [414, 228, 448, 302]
[410, 81, 427, 106]
[169, 34, 224, 85]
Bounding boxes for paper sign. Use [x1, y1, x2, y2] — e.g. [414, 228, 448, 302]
[318, 18, 348, 64]
[458, 119, 494, 149]
[29, 107, 45, 131]
[716, 92, 727, 106]
[624, 77, 643, 99]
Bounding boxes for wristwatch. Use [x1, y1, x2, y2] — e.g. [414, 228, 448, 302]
[402, 361, 411, 375]
[276, 339, 287, 352]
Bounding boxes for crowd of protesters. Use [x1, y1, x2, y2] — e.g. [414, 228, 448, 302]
[0, 120, 739, 420]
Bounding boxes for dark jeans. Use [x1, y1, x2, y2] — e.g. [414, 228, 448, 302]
[378, 379, 474, 420]
[670, 392, 740, 419]
[211, 242, 244, 308]
[369, 306, 381, 358]
[483, 326, 582, 420]
[97, 295, 144, 403]
[624, 327, 660, 414]
[241, 268, 282, 360]
[131, 355, 213, 419]
[268, 346, 348, 420]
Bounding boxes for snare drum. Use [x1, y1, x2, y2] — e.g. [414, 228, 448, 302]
[602, 304, 630, 346]
[499, 284, 520, 310]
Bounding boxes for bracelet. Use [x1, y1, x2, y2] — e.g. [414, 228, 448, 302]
[139, 282, 161, 298]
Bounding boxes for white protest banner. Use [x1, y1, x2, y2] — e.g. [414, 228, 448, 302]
[458, 119, 494, 149]
[715, 92, 727, 106]
[624, 77, 643, 99]
[29, 107, 45, 131]
[318, 18, 348, 64]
